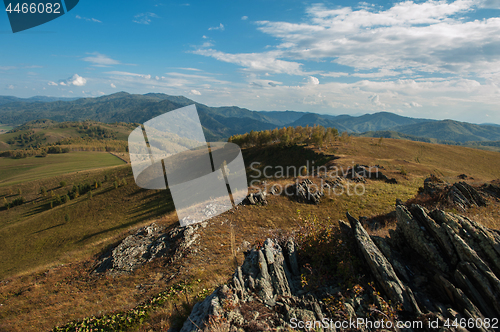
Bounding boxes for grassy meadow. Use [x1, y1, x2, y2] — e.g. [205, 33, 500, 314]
[0, 152, 125, 187]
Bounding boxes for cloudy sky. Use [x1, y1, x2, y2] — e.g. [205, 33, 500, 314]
[1, 0, 500, 123]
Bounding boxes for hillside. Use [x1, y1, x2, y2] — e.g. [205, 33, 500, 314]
[393, 119, 500, 143]
[1, 135, 500, 331]
[0, 120, 134, 152]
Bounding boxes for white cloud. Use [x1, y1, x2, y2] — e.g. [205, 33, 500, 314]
[60, 74, 87, 87]
[194, 0, 500, 82]
[370, 94, 385, 106]
[477, 0, 500, 8]
[48, 81, 58, 86]
[321, 72, 350, 78]
[208, 23, 225, 31]
[83, 52, 121, 67]
[191, 89, 201, 95]
[307, 76, 320, 85]
[241, 16, 248, 20]
[192, 49, 309, 75]
[76, 15, 101, 23]
[110, 83, 116, 88]
[0, 66, 17, 70]
[6, 84, 14, 90]
[133, 13, 159, 25]
[178, 67, 202, 71]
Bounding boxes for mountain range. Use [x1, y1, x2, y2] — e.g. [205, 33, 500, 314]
[1, 92, 500, 144]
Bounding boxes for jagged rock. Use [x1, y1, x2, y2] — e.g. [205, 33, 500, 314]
[346, 212, 416, 313]
[448, 182, 486, 211]
[93, 222, 201, 275]
[242, 192, 267, 205]
[395, 205, 450, 273]
[269, 185, 280, 195]
[179, 201, 500, 332]
[179, 239, 330, 332]
[345, 164, 397, 184]
[285, 179, 324, 204]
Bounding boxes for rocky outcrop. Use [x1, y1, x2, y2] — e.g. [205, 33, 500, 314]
[448, 182, 487, 210]
[345, 164, 397, 184]
[419, 175, 488, 211]
[179, 238, 310, 332]
[360, 205, 500, 330]
[285, 179, 324, 204]
[178, 204, 500, 332]
[93, 222, 205, 275]
[241, 192, 268, 205]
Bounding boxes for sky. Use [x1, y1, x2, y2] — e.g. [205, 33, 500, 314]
[1, 0, 500, 123]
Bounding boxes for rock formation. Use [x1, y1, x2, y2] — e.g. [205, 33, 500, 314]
[178, 204, 500, 332]
[242, 192, 268, 206]
[93, 222, 205, 275]
[285, 179, 324, 205]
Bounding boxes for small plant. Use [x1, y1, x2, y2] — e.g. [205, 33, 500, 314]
[40, 186, 47, 196]
[64, 214, 70, 222]
[104, 174, 109, 182]
[87, 191, 93, 200]
[60, 181, 67, 187]
[17, 188, 22, 196]
[113, 180, 119, 189]
[61, 195, 70, 204]
[400, 166, 407, 176]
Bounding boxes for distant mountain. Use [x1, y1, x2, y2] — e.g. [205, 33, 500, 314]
[480, 123, 500, 128]
[1, 92, 500, 144]
[259, 110, 309, 126]
[392, 120, 500, 143]
[0, 95, 78, 106]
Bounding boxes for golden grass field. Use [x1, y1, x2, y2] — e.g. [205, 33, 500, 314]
[0, 136, 500, 331]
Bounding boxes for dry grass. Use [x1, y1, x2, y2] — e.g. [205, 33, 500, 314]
[1, 136, 500, 331]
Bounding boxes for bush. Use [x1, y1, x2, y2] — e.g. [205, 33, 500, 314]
[400, 166, 407, 176]
[113, 180, 119, 189]
[61, 195, 70, 204]
[64, 214, 70, 222]
[40, 186, 47, 196]
[60, 181, 67, 187]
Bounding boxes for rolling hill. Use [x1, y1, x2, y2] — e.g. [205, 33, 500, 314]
[1, 92, 500, 145]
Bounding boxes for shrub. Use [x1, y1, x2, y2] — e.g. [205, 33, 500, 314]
[104, 174, 109, 182]
[113, 180, 119, 189]
[60, 181, 67, 187]
[40, 186, 47, 196]
[64, 214, 70, 222]
[400, 166, 407, 176]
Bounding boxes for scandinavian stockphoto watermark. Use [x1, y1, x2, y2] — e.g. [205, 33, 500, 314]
[3, 0, 79, 33]
[248, 161, 370, 197]
[128, 104, 248, 227]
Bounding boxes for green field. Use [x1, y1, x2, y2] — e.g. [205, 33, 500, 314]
[0, 124, 12, 134]
[0, 152, 125, 187]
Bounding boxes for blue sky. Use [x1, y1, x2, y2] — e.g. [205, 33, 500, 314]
[1, 0, 500, 123]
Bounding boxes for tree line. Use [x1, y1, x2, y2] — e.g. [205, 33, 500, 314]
[228, 125, 341, 148]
